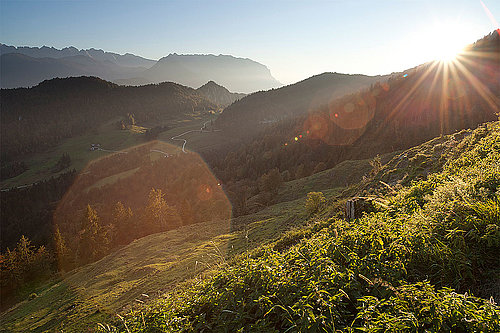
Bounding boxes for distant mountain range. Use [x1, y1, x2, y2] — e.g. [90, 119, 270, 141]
[131, 53, 281, 93]
[0, 53, 147, 89]
[0, 44, 281, 92]
[0, 44, 156, 67]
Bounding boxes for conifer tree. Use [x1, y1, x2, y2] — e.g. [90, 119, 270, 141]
[145, 188, 182, 233]
[112, 201, 135, 244]
[77, 205, 108, 264]
[53, 226, 71, 272]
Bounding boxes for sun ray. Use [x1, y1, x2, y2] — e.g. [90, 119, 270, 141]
[447, 59, 472, 129]
[457, 50, 499, 62]
[439, 61, 451, 134]
[452, 58, 499, 113]
[423, 61, 443, 109]
[450, 60, 471, 112]
[384, 61, 439, 125]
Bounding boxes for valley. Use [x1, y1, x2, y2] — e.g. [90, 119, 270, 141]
[0, 115, 217, 191]
[2, 121, 499, 331]
[0, 14, 499, 332]
[0, 149, 393, 332]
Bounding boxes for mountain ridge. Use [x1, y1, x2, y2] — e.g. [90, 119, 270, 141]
[140, 53, 281, 93]
[1, 44, 281, 92]
[0, 76, 218, 161]
[215, 72, 389, 138]
[0, 52, 148, 88]
[0, 43, 156, 68]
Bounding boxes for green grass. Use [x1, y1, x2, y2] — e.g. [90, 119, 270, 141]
[5, 122, 500, 332]
[1, 120, 142, 190]
[1, 114, 222, 190]
[105, 122, 500, 332]
[359, 128, 478, 196]
[0, 185, 322, 332]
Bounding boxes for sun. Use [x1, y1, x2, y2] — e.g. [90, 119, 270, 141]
[414, 20, 472, 63]
[433, 36, 463, 62]
[427, 22, 467, 62]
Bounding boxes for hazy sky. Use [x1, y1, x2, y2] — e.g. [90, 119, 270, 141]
[1, 0, 499, 84]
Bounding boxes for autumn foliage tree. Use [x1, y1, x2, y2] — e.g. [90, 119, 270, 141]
[0, 235, 53, 306]
[144, 188, 182, 233]
[112, 202, 136, 245]
[77, 205, 110, 265]
[53, 226, 72, 272]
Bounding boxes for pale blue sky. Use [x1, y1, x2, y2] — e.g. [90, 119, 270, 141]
[1, 0, 498, 84]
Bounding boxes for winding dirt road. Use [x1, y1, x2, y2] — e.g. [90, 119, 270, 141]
[1, 120, 218, 192]
[170, 119, 219, 153]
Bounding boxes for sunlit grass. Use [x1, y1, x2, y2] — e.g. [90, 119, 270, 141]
[113, 122, 500, 332]
[0, 186, 318, 332]
[0, 121, 142, 190]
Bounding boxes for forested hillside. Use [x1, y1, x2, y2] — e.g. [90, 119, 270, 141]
[0, 142, 231, 309]
[216, 72, 387, 139]
[196, 81, 246, 107]
[0, 76, 217, 162]
[204, 32, 499, 216]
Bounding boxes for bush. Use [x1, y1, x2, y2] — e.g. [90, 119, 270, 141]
[355, 282, 500, 332]
[305, 191, 326, 215]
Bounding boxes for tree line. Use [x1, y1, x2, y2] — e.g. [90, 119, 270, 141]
[1, 187, 184, 309]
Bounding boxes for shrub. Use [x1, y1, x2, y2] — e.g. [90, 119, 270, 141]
[305, 191, 326, 215]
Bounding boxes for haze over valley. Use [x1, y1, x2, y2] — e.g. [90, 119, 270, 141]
[0, 44, 281, 93]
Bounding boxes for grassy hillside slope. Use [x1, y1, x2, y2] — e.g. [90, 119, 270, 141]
[0, 187, 318, 332]
[0, 130, 386, 331]
[277, 152, 396, 203]
[3, 122, 499, 332]
[114, 121, 500, 332]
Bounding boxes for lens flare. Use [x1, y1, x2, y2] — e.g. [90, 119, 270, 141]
[53, 140, 232, 271]
[480, 0, 500, 37]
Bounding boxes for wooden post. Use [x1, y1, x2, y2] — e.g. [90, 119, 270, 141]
[345, 199, 355, 221]
[345, 197, 372, 221]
